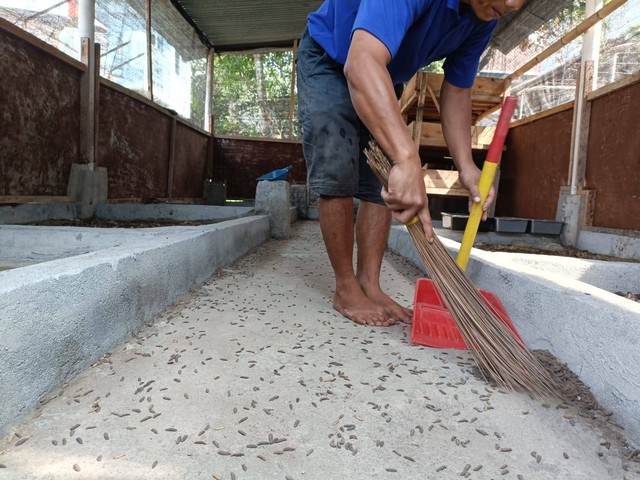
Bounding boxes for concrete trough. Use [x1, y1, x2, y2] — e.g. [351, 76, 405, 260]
[0, 215, 270, 435]
[388, 225, 640, 444]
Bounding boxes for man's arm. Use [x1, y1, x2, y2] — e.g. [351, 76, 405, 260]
[440, 80, 495, 220]
[344, 29, 433, 240]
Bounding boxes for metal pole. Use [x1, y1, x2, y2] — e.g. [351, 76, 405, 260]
[79, 0, 95, 42]
[582, 0, 603, 90]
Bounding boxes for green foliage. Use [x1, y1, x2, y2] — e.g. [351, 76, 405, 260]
[214, 51, 297, 138]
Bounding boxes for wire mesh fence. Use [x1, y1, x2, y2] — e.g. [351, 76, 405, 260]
[1, 0, 208, 129]
[479, 0, 640, 123]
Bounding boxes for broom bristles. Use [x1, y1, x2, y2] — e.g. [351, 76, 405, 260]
[365, 141, 560, 397]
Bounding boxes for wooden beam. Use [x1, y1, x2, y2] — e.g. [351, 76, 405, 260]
[80, 37, 95, 165]
[93, 42, 101, 168]
[145, 0, 154, 101]
[289, 39, 298, 140]
[204, 48, 214, 131]
[568, 60, 594, 191]
[509, 101, 573, 128]
[0, 196, 75, 205]
[412, 75, 428, 148]
[507, 0, 627, 83]
[576, 61, 594, 189]
[167, 118, 177, 198]
[587, 69, 640, 102]
[426, 83, 440, 114]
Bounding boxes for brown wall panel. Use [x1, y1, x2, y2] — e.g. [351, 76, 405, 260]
[215, 137, 306, 199]
[98, 86, 171, 199]
[586, 82, 640, 231]
[0, 28, 81, 196]
[171, 123, 208, 198]
[497, 109, 573, 219]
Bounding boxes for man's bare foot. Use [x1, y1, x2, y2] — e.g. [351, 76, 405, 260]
[360, 285, 413, 324]
[333, 284, 396, 327]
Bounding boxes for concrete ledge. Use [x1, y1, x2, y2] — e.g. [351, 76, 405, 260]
[578, 228, 640, 261]
[95, 203, 255, 222]
[0, 203, 77, 224]
[388, 226, 640, 444]
[0, 216, 270, 436]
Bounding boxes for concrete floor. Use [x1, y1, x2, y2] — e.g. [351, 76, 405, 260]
[1, 221, 638, 480]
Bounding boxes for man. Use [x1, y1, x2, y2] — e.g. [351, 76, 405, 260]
[297, 0, 525, 327]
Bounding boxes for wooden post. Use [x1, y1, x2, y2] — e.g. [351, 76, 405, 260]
[412, 73, 427, 149]
[204, 48, 214, 131]
[145, 0, 153, 101]
[93, 43, 101, 168]
[167, 117, 176, 198]
[569, 61, 594, 193]
[207, 113, 216, 180]
[289, 39, 298, 139]
[80, 37, 95, 167]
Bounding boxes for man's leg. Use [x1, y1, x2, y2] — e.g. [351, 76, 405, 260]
[319, 196, 392, 326]
[355, 201, 413, 323]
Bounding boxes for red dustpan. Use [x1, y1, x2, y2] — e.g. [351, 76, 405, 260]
[411, 97, 523, 350]
[411, 278, 522, 350]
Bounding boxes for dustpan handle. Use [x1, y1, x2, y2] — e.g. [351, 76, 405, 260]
[456, 97, 518, 271]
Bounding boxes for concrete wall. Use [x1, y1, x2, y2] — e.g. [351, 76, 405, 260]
[388, 226, 640, 444]
[0, 216, 270, 436]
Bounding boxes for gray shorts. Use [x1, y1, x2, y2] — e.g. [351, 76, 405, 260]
[296, 28, 384, 205]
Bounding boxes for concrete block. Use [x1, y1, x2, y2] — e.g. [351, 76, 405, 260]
[556, 187, 585, 247]
[0, 203, 77, 225]
[203, 180, 227, 205]
[67, 164, 108, 219]
[255, 180, 291, 239]
[290, 184, 308, 218]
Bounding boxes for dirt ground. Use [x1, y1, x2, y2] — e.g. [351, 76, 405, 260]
[28, 218, 216, 229]
[475, 242, 639, 264]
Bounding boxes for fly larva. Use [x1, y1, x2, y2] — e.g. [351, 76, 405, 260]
[517, 475, 525, 480]
[404, 456, 415, 462]
[52, 440, 58, 446]
[283, 447, 295, 452]
[563, 452, 569, 459]
[140, 416, 152, 423]
[269, 396, 279, 401]
[73, 464, 81, 472]
[76, 437, 83, 444]
[242, 465, 247, 472]
[294, 420, 300, 428]
[151, 428, 158, 434]
[152, 460, 158, 469]
[184, 393, 190, 399]
[285, 476, 295, 480]
[231, 473, 237, 480]
[96, 455, 102, 462]
[239, 417, 248, 424]
[218, 450, 231, 456]
[473, 465, 483, 471]
[500, 448, 512, 453]
[257, 454, 267, 461]
[536, 455, 541, 463]
[246, 444, 257, 448]
[62, 438, 67, 446]
[166, 428, 177, 432]
[501, 470, 509, 476]
[238, 430, 246, 436]
[213, 440, 220, 448]
[162, 396, 171, 401]
[461, 464, 471, 475]
[436, 466, 447, 472]
[385, 468, 397, 473]
[306, 449, 314, 456]
[15, 437, 30, 446]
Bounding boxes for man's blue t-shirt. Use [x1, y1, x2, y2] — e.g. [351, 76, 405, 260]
[307, 0, 496, 88]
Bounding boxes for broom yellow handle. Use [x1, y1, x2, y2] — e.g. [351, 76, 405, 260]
[456, 162, 498, 271]
[455, 96, 518, 272]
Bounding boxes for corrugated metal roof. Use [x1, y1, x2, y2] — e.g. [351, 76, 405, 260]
[171, 0, 323, 51]
[171, 0, 573, 53]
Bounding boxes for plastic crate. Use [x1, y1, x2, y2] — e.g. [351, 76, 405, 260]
[529, 220, 563, 235]
[441, 212, 493, 232]
[411, 278, 522, 350]
[494, 217, 529, 233]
